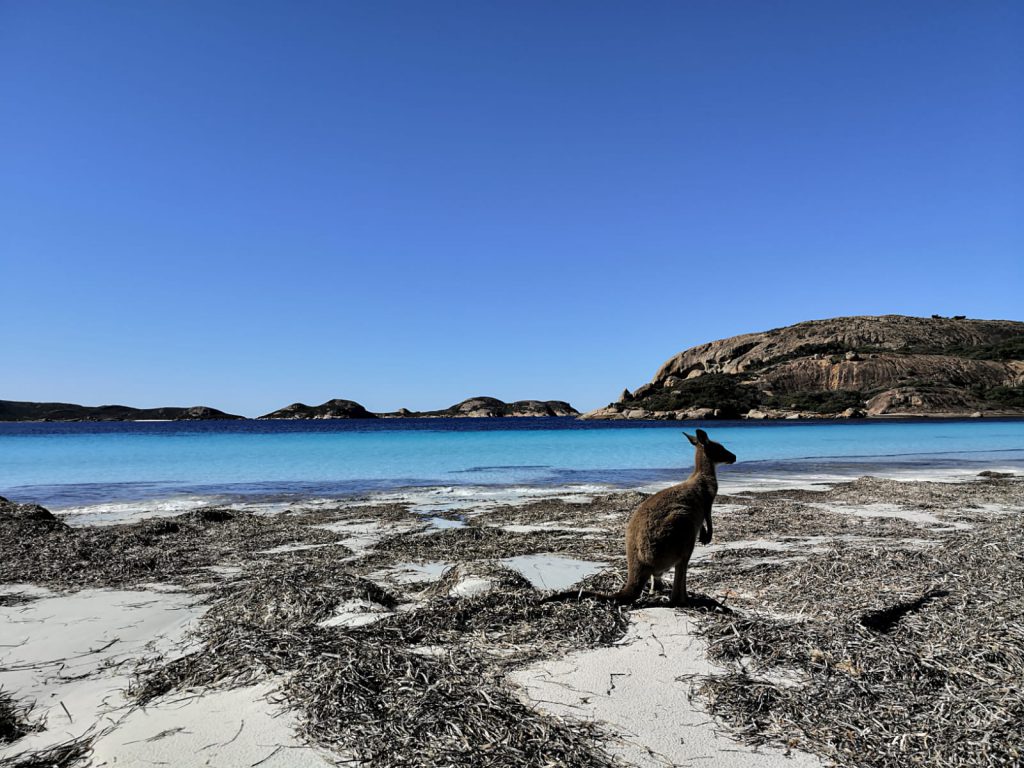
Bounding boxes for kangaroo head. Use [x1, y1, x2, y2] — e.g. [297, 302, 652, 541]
[684, 429, 736, 465]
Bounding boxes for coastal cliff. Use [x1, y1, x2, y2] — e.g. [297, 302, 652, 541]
[582, 315, 1024, 420]
[0, 400, 244, 422]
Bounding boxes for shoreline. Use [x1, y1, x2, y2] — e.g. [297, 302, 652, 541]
[27, 456, 1024, 525]
[2, 470, 1022, 767]
[4, 413, 1024, 425]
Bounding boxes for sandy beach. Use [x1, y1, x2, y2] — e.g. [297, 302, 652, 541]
[2, 472, 1022, 768]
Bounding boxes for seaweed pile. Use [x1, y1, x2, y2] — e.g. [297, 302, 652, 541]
[130, 562, 630, 768]
[0, 691, 38, 745]
[693, 478, 1024, 768]
[4, 477, 1022, 768]
[0, 499, 353, 589]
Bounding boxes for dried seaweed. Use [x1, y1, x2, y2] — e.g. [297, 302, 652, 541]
[0, 734, 93, 768]
[692, 478, 1024, 768]
[5, 475, 1022, 768]
[0, 691, 39, 745]
[0, 507, 352, 590]
[131, 562, 628, 767]
[364, 524, 622, 568]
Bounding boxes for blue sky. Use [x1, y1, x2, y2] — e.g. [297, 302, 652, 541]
[2, 1, 1021, 416]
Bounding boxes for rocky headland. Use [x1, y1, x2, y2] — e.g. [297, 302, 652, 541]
[0, 400, 244, 422]
[582, 315, 1024, 420]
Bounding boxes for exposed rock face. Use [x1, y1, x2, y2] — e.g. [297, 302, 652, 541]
[257, 399, 378, 420]
[380, 397, 579, 418]
[583, 315, 1024, 420]
[0, 400, 244, 422]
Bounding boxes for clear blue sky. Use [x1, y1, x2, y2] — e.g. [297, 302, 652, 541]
[2, 2, 1021, 416]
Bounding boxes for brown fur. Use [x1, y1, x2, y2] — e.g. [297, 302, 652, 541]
[544, 429, 736, 607]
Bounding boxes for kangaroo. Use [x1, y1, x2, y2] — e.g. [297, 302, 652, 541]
[544, 429, 736, 607]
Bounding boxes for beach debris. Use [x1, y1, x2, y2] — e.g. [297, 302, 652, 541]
[691, 478, 1024, 768]
[0, 497, 66, 529]
[0, 690, 40, 745]
[130, 562, 630, 767]
[4, 478, 1023, 768]
[0, 733, 94, 768]
[0, 504, 354, 590]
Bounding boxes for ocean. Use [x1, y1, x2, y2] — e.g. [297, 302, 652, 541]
[1, 418, 1022, 519]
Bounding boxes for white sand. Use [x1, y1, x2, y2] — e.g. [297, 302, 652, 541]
[501, 553, 607, 591]
[0, 587, 203, 757]
[805, 500, 972, 530]
[0, 587, 338, 767]
[370, 560, 452, 584]
[510, 607, 821, 768]
[315, 519, 420, 555]
[318, 598, 393, 628]
[90, 683, 335, 767]
[500, 523, 608, 534]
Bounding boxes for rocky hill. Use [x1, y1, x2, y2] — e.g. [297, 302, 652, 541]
[0, 400, 244, 422]
[582, 315, 1024, 420]
[257, 397, 579, 419]
[380, 397, 579, 418]
[257, 399, 377, 420]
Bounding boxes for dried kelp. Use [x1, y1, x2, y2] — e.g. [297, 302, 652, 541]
[0, 506, 352, 590]
[131, 563, 629, 767]
[692, 479, 1024, 768]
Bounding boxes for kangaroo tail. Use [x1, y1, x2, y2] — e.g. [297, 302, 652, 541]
[541, 569, 647, 605]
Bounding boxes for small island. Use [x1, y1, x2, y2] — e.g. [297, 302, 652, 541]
[0, 400, 244, 422]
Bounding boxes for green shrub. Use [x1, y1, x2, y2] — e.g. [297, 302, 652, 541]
[636, 374, 760, 417]
[765, 389, 866, 414]
[974, 384, 1024, 409]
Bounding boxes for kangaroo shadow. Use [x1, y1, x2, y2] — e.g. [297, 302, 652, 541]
[859, 588, 950, 633]
[635, 587, 733, 613]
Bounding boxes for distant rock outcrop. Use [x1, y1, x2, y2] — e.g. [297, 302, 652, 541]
[582, 315, 1024, 420]
[379, 397, 579, 418]
[0, 400, 244, 422]
[257, 399, 378, 420]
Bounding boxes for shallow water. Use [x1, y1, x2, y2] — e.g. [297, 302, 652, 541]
[1, 417, 1021, 513]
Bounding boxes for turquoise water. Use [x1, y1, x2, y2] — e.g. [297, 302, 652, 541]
[1, 419, 1022, 510]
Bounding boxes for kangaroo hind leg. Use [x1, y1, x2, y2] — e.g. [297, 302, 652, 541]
[670, 538, 698, 608]
[614, 563, 652, 604]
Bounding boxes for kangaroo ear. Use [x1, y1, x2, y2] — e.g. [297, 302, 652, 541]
[695, 429, 709, 445]
[683, 432, 698, 446]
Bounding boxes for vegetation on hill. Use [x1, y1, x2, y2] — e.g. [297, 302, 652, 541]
[586, 315, 1024, 419]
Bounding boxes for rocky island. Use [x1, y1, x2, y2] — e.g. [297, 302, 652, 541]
[380, 397, 579, 418]
[257, 399, 378, 420]
[0, 400, 244, 422]
[257, 397, 579, 419]
[582, 315, 1024, 420]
